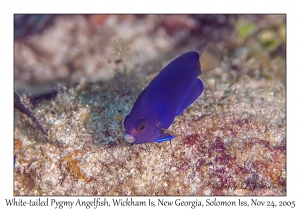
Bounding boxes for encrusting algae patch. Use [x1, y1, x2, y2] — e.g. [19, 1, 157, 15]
[14, 15, 285, 195]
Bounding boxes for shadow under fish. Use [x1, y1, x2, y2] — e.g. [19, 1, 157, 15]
[124, 42, 220, 144]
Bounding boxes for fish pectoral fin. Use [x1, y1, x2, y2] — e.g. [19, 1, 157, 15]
[157, 124, 180, 137]
[155, 124, 180, 143]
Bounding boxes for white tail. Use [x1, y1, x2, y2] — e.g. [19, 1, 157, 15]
[200, 42, 220, 73]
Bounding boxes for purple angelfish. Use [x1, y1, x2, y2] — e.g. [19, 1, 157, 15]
[124, 43, 220, 144]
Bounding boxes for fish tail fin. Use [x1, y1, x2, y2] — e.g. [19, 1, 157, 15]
[200, 42, 220, 73]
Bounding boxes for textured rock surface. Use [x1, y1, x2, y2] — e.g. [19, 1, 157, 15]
[14, 14, 286, 195]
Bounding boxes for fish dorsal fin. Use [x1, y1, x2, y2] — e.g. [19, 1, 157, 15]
[200, 42, 220, 73]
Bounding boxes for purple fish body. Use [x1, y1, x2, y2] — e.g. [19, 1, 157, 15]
[124, 51, 204, 144]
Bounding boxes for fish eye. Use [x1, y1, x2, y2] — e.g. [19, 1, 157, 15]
[138, 123, 146, 132]
[136, 119, 146, 132]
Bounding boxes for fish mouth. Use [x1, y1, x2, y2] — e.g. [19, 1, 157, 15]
[124, 134, 136, 143]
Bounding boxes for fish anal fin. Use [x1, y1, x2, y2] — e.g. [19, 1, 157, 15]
[177, 78, 204, 116]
